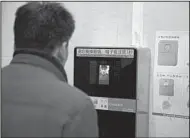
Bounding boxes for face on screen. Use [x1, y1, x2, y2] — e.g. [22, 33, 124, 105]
[99, 65, 110, 75]
[99, 65, 110, 85]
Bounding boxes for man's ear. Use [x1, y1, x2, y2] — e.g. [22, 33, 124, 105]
[52, 41, 66, 55]
[63, 41, 69, 48]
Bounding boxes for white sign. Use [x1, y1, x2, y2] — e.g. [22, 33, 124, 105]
[90, 96, 108, 110]
[152, 31, 189, 137]
[76, 48, 134, 58]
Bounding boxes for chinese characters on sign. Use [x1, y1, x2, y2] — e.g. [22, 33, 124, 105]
[152, 31, 189, 137]
[77, 48, 134, 58]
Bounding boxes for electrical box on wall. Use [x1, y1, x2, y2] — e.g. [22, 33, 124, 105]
[74, 47, 151, 137]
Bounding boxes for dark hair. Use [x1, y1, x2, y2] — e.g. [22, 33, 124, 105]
[14, 2, 75, 51]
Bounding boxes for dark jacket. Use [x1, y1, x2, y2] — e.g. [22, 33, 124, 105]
[2, 49, 99, 137]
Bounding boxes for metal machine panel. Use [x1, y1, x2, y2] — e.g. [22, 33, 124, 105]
[136, 47, 151, 137]
[74, 47, 151, 138]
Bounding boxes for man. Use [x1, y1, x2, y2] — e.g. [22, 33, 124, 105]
[2, 2, 99, 137]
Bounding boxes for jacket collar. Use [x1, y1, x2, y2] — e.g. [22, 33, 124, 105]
[11, 49, 68, 83]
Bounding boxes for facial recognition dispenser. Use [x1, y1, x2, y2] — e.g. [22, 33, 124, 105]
[74, 47, 151, 138]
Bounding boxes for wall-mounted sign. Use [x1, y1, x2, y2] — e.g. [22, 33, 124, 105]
[76, 48, 134, 58]
[152, 31, 189, 137]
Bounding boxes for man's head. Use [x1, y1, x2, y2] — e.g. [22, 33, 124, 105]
[14, 2, 75, 66]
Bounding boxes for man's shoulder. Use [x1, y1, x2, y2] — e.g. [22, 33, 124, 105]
[54, 81, 89, 99]
[47, 81, 93, 113]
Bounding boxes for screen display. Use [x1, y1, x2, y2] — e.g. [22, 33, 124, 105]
[74, 48, 137, 99]
[99, 65, 110, 85]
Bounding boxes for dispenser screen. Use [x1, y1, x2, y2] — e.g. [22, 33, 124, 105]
[74, 47, 138, 138]
[99, 65, 110, 85]
[74, 47, 137, 99]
